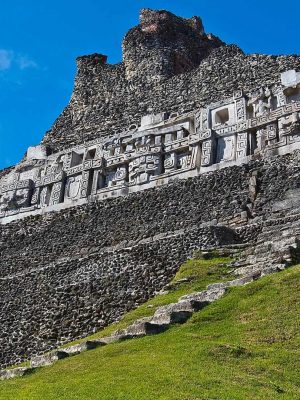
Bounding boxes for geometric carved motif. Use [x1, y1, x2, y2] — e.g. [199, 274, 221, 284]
[201, 140, 213, 166]
[236, 132, 248, 159]
[49, 181, 64, 205]
[1, 74, 300, 221]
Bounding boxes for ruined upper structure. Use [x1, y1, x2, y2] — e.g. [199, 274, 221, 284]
[34, 9, 300, 152]
[123, 9, 223, 81]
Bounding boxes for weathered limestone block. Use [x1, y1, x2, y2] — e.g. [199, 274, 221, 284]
[30, 351, 69, 368]
[63, 340, 104, 356]
[180, 288, 226, 311]
[26, 145, 49, 161]
[0, 367, 33, 381]
[206, 274, 258, 291]
[110, 317, 167, 340]
[281, 70, 300, 88]
[151, 301, 194, 325]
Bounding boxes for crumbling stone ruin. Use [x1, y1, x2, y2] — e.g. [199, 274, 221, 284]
[0, 9, 300, 368]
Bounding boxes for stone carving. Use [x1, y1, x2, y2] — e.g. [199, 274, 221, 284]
[49, 182, 64, 206]
[0, 191, 14, 213]
[248, 88, 273, 118]
[65, 175, 81, 200]
[265, 123, 278, 144]
[129, 155, 161, 184]
[14, 187, 32, 208]
[178, 153, 192, 169]
[40, 186, 51, 207]
[201, 140, 213, 166]
[164, 153, 177, 171]
[80, 170, 91, 198]
[105, 166, 128, 187]
[235, 98, 247, 122]
[236, 132, 248, 159]
[1, 71, 300, 222]
[278, 112, 300, 138]
[216, 136, 235, 163]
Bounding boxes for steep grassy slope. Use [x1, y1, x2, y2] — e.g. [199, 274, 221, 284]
[0, 257, 300, 400]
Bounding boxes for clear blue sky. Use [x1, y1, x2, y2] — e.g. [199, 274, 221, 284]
[0, 0, 299, 170]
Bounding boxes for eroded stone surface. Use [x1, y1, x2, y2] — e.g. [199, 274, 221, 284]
[30, 351, 69, 368]
[180, 288, 226, 311]
[0, 367, 32, 381]
[64, 340, 103, 356]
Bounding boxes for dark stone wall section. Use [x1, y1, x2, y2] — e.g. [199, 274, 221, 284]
[0, 225, 237, 367]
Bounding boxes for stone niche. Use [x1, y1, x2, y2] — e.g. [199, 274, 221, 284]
[64, 174, 82, 202]
[281, 69, 300, 104]
[212, 104, 236, 128]
[216, 135, 236, 163]
[70, 151, 84, 168]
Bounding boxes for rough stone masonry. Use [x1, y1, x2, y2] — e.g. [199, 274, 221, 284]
[0, 9, 300, 368]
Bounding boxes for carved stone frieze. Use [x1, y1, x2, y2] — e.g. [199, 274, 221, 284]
[1, 71, 300, 221]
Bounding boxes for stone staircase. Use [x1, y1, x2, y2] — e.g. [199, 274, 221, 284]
[234, 208, 300, 276]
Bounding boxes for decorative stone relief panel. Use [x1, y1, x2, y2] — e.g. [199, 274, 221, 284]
[65, 175, 82, 201]
[201, 140, 214, 166]
[1, 71, 300, 222]
[216, 136, 235, 163]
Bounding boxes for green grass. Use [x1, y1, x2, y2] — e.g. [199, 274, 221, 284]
[1, 256, 300, 400]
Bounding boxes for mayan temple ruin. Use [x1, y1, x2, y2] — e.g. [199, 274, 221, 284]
[0, 8, 300, 375]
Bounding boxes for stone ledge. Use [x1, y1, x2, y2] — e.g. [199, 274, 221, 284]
[0, 367, 33, 381]
[30, 351, 69, 368]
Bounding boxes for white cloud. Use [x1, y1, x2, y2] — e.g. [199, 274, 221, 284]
[0, 49, 38, 72]
[17, 55, 38, 70]
[0, 49, 13, 71]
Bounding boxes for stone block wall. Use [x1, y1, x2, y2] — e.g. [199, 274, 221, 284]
[2, 151, 300, 367]
[0, 225, 238, 367]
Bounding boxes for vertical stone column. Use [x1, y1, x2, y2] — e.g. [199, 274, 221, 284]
[80, 170, 92, 198]
[91, 170, 104, 195]
[236, 132, 248, 159]
[201, 139, 214, 166]
[49, 181, 65, 206]
[234, 91, 247, 123]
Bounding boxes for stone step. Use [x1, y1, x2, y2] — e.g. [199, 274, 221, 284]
[103, 317, 168, 342]
[0, 367, 33, 381]
[30, 350, 69, 368]
[179, 287, 226, 311]
[151, 301, 194, 325]
[63, 340, 105, 356]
